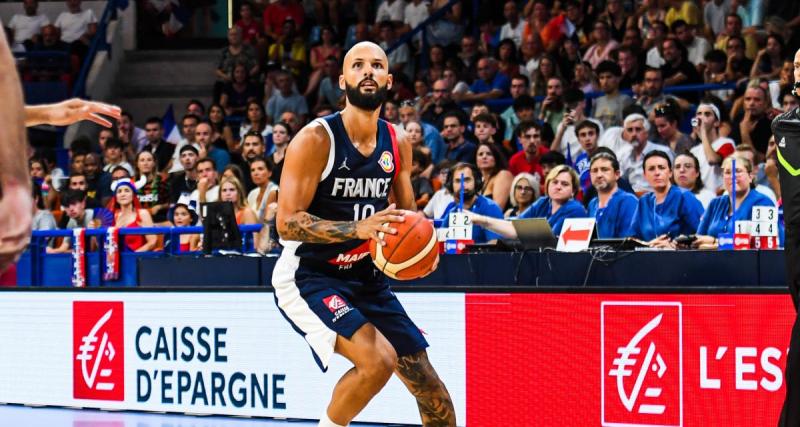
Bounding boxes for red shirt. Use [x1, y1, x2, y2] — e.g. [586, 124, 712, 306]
[263, 2, 305, 36]
[235, 19, 261, 43]
[508, 145, 549, 179]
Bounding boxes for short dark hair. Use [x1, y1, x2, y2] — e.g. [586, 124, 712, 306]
[243, 130, 265, 144]
[197, 157, 217, 170]
[726, 35, 745, 49]
[563, 88, 585, 105]
[670, 19, 688, 33]
[540, 150, 566, 166]
[121, 110, 134, 121]
[105, 138, 123, 149]
[596, 60, 621, 77]
[705, 49, 727, 63]
[145, 117, 162, 126]
[187, 99, 205, 114]
[70, 136, 92, 155]
[575, 120, 600, 135]
[513, 95, 536, 112]
[111, 165, 131, 177]
[515, 120, 542, 138]
[441, 110, 464, 127]
[60, 189, 86, 206]
[589, 149, 620, 172]
[473, 113, 497, 128]
[179, 144, 199, 155]
[249, 156, 274, 171]
[182, 114, 200, 125]
[643, 150, 672, 170]
[511, 74, 530, 87]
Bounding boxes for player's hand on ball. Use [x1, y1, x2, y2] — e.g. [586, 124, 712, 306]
[356, 203, 405, 246]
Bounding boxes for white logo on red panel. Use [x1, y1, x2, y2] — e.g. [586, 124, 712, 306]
[602, 302, 682, 427]
[73, 301, 124, 401]
[322, 295, 352, 323]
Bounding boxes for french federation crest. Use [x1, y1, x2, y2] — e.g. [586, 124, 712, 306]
[378, 151, 394, 173]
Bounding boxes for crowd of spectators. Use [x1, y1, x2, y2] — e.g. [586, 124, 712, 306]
[24, 0, 800, 253]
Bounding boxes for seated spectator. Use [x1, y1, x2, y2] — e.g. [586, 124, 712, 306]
[234, 2, 261, 45]
[315, 55, 344, 109]
[427, 0, 464, 48]
[441, 111, 477, 163]
[411, 148, 434, 209]
[32, 179, 56, 232]
[134, 151, 169, 223]
[592, 61, 634, 130]
[143, 117, 177, 173]
[672, 20, 710, 71]
[587, 151, 638, 238]
[691, 102, 735, 194]
[48, 189, 103, 253]
[583, 20, 619, 69]
[268, 122, 292, 179]
[215, 26, 259, 102]
[714, 14, 757, 60]
[54, 0, 97, 59]
[645, 20, 669, 69]
[692, 155, 775, 248]
[102, 138, 134, 176]
[82, 153, 109, 203]
[469, 165, 586, 237]
[674, 152, 717, 209]
[530, 54, 560, 98]
[23, 24, 73, 84]
[637, 67, 687, 117]
[734, 143, 778, 203]
[504, 172, 539, 218]
[266, 71, 308, 124]
[627, 151, 704, 247]
[119, 111, 148, 153]
[167, 144, 199, 204]
[9, 0, 49, 46]
[455, 57, 510, 103]
[247, 157, 277, 220]
[504, 94, 537, 142]
[538, 77, 567, 137]
[730, 84, 774, 155]
[475, 142, 513, 210]
[66, 172, 100, 208]
[375, 0, 405, 25]
[219, 176, 257, 225]
[552, 89, 601, 163]
[439, 163, 504, 244]
[208, 103, 236, 152]
[617, 47, 643, 91]
[220, 62, 263, 117]
[660, 37, 703, 102]
[508, 120, 548, 181]
[262, 0, 304, 42]
[165, 197, 200, 251]
[499, 0, 524, 48]
[399, 106, 446, 165]
[571, 120, 603, 196]
[266, 17, 307, 79]
[306, 27, 341, 96]
[191, 158, 219, 204]
[197, 121, 229, 173]
[421, 78, 460, 126]
[109, 178, 157, 251]
[239, 101, 273, 142]
[618, 113, 675, 193]
[654, 102, 693, 154]
[423, 160, 456, 219]
[378, 21, 409, 76]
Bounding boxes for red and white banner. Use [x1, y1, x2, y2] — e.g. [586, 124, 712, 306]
[71, 228, 86, 287]
[466, 293, 795, 426]
[103, 227, 120, 281]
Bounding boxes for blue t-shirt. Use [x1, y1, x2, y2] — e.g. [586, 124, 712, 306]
[441, 195, 504, 243]
[588, 190, 639, 238]
[446, 140, 478, 163]
[469, 73, 510, 97]
[697, 190, 775, 237]
[208, 148, 231, 173]
[627, 185, 704, 240]
[519, 197, 587, 235]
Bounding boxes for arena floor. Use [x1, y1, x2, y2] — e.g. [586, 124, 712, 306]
[0, 405, 403, 427]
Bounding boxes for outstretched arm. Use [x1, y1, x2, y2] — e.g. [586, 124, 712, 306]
[25, 98, 121, 128]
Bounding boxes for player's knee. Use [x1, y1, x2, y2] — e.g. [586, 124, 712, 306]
[359, 343, 397, 386]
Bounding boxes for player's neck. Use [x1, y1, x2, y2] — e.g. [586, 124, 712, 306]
[341, 106, 381, 142]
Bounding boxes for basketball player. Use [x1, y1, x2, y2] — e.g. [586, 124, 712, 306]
[774, 47, 800, 427]
[0, 22, 120, 274]
[273, 42, 455, 427]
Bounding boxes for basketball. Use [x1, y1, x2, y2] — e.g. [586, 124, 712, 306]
[370, 210, 439, 280]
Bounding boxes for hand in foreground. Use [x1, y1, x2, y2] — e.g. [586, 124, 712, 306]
[33, 98, 121, 128]
[0, 179, 33, 272]
[356, 203, 406, 246]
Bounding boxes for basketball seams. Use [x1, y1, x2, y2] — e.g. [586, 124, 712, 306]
[381, 230, 438, 276]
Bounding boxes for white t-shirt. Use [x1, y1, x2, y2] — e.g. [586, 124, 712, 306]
[558, 118, 604, 163]
[424, 188, 454, 220]
[687, 36, 711, 66]
[375, 0, 406, 23]
[689, 137, 734, 195]
[9, 14, 49, 44]
[403, 1, 429, 29]
[190, 184, 220, 206]
[54, 9, 97, 43]
[646, 46, 665, 68]
[499, 20, 524, 48]
[247, 183, 278, 218]
[694, 188, 717, 209]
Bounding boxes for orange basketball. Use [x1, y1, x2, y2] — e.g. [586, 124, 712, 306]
[370, 210, 439, 280]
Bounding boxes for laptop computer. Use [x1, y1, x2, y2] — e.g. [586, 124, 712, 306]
[589, 237, 648, 250]
[509, 218, 558, 250]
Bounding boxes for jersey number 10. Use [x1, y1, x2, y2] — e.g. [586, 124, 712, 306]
[353, 203, 376, 221]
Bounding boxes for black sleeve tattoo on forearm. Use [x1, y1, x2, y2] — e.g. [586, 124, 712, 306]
[282, 212, 358, 243]
[396, 351, 456, 426]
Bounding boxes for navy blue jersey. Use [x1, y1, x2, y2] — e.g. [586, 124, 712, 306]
[289, 112, 399, 275]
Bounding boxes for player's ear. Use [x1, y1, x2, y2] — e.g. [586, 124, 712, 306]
[339, 74, 345, 91]
[387, 73, 393, 91]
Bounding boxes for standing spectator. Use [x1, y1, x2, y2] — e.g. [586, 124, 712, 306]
[262, 0, 304, 41]
[109, 179, 157, 252]
[102, 139, 134, 175]
[266, 17, 307, 79]
[247, 157, 277, 220]
[456, 57, 509, 103]
[627, 151, 704, 246]
[504, 172, 539, 218]
[690, 103, 735, 194]
[220, 62, 262, 117]
[305, 27, 341, 98]
[588, 152, 638, 238]
[730, 86, 773, 155]
[583, 21, 619, 69]
[134, 151, 169, 223]
[197, 121, 229, 173]
[167, 145, 199, 204]
[673, 152, 716, 208]
[592, 61, 634, 129]
[441, 111, 477, 163]
[475, 142, 513, 210]
[215, 26, 258, 102]
[499, 0, 524, 48]
[440, 163, 504, 243]
[54, 0, 96, 59]
[9, 0, 49, 45]
[142, 117, 176, 173]
[218, 176, 257, 225]
[191, 158, 219, 203]
[508, 120, 548, 180]
[266, 71, 308, 124]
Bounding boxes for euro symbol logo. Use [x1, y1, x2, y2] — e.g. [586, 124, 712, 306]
[75, 309, 117, 391]
[608, 314, 667, 415]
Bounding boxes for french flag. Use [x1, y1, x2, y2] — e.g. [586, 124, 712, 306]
[162, 104, 182, 144]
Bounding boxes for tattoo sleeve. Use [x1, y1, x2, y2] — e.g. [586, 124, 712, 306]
[281, 212, 358, 243]
[396, 351, 456, 426]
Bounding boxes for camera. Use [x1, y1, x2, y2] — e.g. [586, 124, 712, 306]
[691, 118, 699, 127]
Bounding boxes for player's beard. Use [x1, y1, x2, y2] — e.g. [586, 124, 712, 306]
[345, 81, 389, 111]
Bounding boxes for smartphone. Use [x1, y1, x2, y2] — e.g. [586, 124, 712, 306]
[691, 118, 699, 127]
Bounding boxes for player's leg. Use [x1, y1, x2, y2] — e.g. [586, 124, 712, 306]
[325, 322, 398, 425]
[780, 229, 800, 426]
[395, 349, 456, 426]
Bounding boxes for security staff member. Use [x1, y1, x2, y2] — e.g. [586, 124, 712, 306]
[772, 47, 800, 427]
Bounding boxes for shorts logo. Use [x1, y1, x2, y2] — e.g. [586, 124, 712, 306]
[601, 302, 683, 427]
[378, 151, 394, 173]
[73, 301, 125, 401]
[323, 295, 352, 323]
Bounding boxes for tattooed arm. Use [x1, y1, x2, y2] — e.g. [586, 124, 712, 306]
[276, 122, 406, 244]
[395, 350, 456, 426]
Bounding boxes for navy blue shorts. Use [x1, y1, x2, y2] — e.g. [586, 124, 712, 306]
[272, 251, 428, 372]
